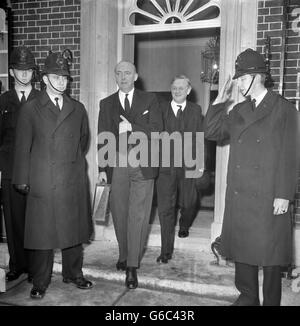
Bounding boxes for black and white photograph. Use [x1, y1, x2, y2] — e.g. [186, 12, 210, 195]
[0, 0, 299, 310]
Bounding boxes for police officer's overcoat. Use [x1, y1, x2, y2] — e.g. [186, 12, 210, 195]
[205, 90, 299, 266]
[12, 90, 93, 249]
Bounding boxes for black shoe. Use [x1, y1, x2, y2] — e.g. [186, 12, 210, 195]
[6, 270, 23, 282]
[156, 253, 172, 264]
[178, 229, 189, 238]
[63, 276, 93, 289]
[116, 260, 127, 271]
[30, 287, 46, 299]
[125, 267, 138, 289]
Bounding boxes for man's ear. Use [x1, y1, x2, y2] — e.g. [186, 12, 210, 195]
[134, 73, 138, 82]
[187, 87, 192, 95]
[42, 75, 48, 85]
[9, 69, 14, 78]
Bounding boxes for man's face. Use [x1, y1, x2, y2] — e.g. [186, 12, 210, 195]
[43, 74, 68, 95]
[115, 62, 138, 93]
[10, 69, 33, 86]
[237, 74, 255, 96]
[171, 79, 191, 104]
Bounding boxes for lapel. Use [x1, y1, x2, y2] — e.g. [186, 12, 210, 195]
[27, 88, 39, 101]
[53, 94, 75, 133]
[111, 92, 122, 128]
[130, 89, 146, 119]
[235, 90, 275, 137]
[8, 89, 21, 110]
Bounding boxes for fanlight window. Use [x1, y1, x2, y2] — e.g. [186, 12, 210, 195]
[126, 0, 220, 30]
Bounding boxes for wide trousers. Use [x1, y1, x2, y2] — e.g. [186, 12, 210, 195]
[156, 169, 198, 256]
[1, 179, 31, 274]
[30, 244, 84, 290]
[110, 166, 154, 268]
[235, 262, 282, 306]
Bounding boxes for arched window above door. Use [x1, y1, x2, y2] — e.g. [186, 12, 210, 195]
[123, 0, 221, 34]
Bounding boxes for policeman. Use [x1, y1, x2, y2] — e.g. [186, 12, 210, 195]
[0, 46, 39, 282]
[204, 48, 299, 306]
[12, 50, 93, 299]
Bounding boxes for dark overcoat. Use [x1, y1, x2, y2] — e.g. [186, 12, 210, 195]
[0, 88, 40, 179]
[204, 90, 299, 266]
[12, 90, 93, 250]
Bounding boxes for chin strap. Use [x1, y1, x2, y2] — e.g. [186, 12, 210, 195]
[12, 70, 32, 86]
[243, 75, 256, 97]
[46, 75, 65, 94]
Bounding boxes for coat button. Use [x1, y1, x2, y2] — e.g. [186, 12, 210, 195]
[256, 139, 261, 143]
[238, 139, 242, 143]
[234, 191, 238, 195]
[254, 165, 259, 169]
[236, 165, 241, 169]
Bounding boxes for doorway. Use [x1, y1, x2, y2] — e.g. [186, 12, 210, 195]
[134, 28, 219, 237]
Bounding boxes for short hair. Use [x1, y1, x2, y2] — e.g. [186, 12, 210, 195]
[171, 75, 192, 88]
[114, 61, 137, 74]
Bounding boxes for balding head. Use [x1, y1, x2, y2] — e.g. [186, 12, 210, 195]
[114, 61, 138, 93]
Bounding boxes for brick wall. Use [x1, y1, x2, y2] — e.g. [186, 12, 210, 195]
[10, 0, 81, 100]
[257, 0, 300, 224]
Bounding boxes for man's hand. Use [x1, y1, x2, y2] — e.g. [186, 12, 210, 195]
[213, 75, 234, 105]
[119, 115, 132, 134]
[273, 198, 289, 215]
[14, 184, 30, 195]
[98, 172, 107, 184]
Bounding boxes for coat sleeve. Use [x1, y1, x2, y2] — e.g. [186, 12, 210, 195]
[274, 105, 300, 200]
[80, 106, 90, 155]
[131, 94, 163, 136]
[12, 103, 33, 185]
[204, 103, 231, 144]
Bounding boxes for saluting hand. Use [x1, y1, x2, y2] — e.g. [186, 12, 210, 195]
[213, 75, 234, 105]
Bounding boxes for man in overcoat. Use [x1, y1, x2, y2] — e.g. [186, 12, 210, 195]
[98, 61, 163, 289]
[156, 75, 209, 264]
[12, 50, 93, 299]
[204, 48, 299, 306]
[0, 46, 39, 282]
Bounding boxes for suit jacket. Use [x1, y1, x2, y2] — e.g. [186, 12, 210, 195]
[159, 100, 205, 175]
[98, 89, 163, 184]
[0, 88, 40, 179]
[204, 90, 299, 266]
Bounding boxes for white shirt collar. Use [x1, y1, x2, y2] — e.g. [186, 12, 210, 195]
[171, 100, 186, 116]
[252, 89, 268, 107]
[46, 91, 63, 110]
[15, 85, 32, 102]
[119, 88, 135, 109]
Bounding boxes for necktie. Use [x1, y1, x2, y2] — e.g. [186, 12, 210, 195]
[176, 105, 184, 131]
[124, 94, 130, 114]
[176, 105, 182, 119]
[20, 91, 26, 104]
[251, 98, 256, 111]
[54, 97, 61, 113]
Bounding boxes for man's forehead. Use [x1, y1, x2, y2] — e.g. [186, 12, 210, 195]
[115, 62, 135, 72]
[172, 79, 189, 87]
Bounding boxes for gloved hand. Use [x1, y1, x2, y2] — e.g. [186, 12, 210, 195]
[14, 184, 30, 195]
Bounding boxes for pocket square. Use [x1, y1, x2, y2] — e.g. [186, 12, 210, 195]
[142, 110, 149, 115]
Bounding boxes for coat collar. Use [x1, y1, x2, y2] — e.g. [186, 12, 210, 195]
[38, 90, 75, 134]
[236, 90, 276, 136]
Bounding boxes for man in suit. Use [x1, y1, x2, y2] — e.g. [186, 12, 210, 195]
[204, 48, 299, 305]
[12, 50, 93, 299]
[156, 75, 208, 264]
[0, 46, 40, 283]
[98, 61, 163, 289]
